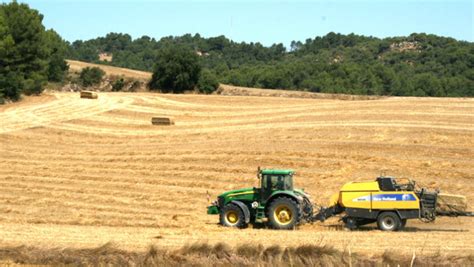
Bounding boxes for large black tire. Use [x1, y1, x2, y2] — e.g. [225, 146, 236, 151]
[377, 212, 401, 231]
[267, 197, 300, 230]
[219, 203, 247, 228]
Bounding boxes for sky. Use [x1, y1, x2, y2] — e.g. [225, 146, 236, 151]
[10, 0, 474, 46]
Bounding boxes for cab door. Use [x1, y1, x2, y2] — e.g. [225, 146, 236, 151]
[260, 174, 281, 203]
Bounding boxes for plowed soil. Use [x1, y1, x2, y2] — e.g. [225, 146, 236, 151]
[0, 91, 473, 258]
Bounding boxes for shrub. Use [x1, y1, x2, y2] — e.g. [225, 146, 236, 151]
[79, 67, 105, 87]
[197, 69, 219, 94]
[111, 78, 125, 91]
[129, 80, 141, 92]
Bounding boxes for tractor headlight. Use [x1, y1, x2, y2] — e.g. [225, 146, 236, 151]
[251, 201, 259, 209]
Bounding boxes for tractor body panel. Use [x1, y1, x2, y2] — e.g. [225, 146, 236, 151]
[340, 191, 420, 210]
[207, 205, 219, 215]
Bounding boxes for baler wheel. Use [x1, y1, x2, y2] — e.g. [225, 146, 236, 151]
[377, 212, 401, 231]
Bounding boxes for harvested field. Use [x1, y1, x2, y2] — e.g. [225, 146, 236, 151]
[66, 60, 152, 80]
[217, 84, 383, 100]
[0, 91, 473, 263]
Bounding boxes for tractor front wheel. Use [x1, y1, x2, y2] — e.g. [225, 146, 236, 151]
[268, 197, 300, 230]
[219, 203, 247, 228]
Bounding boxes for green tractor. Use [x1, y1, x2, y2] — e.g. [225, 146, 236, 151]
[207, 169, 314, 229]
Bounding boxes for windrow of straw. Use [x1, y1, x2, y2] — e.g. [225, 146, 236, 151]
[0, 242, 472, 267]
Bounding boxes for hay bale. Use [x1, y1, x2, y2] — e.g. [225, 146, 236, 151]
[151, 117, 174, 125]
[80, 91, 98, 99]
[436, 193, 467, 213]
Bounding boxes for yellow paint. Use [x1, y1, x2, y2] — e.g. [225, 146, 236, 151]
[228, 191, 254, 197]
[338, 181, 420, 210]
[273, 204, 293, 225]
[340, 181, 380, 192]
[371, 192, 419, 209]
[225, 211, 238, 225]
[329, 193, 340, 206]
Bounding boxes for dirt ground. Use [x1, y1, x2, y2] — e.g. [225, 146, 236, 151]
[0, 92, 473, 258]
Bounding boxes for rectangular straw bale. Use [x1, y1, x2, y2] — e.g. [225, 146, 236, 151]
[80, 91, 98, 99]
[151, 117, 174, 125]
[436, 193, 467, 213]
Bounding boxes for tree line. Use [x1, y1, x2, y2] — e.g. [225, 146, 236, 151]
[68, 32, 473, 97]
[1, 1, 473, 103]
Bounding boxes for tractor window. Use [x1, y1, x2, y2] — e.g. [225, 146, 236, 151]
[261, 174, 293, 191]
[270, 175, 284, 190]
[261, 175, 268, 190]
[284, 175, 293, 190]
[271, 175, 293, 190]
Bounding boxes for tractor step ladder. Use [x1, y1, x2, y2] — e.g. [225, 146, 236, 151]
[255, 206, 266, 223]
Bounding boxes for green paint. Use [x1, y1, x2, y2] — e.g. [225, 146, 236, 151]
[207, 169, 308, 225]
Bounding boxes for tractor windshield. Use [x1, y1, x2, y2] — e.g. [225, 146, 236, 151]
[263, 174, 293, 191]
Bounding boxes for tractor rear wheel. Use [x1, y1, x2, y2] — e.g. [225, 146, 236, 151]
[267, 197, 300, 230]
[377, 212, 401, 231]
[219, 203, 247, 228]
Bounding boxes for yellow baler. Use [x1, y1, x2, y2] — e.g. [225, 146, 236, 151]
[315, 176, 438, 231]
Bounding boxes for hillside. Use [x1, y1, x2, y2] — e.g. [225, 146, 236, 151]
[67, 60, 152, 80]
[68, 32, 474, 97]
[66, 60, 382, 100]
[0, 91, 473, 260]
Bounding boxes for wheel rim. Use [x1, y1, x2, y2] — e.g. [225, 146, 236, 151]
[225, 211, 239, 225]
[382, 217, 395, 230]
[273, 205, 293, 225]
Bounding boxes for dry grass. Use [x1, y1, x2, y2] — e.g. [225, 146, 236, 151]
[217, 84, 383, 100]
[0, 91, 473, 260]
[66, 60, 152, 80]
[1, 242, 472, 266]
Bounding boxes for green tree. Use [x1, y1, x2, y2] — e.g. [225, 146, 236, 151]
[45, 29, 69, 82]
[148, 46, 201, 93]
[111, 77, 125, 91]
[412, 73, 442, 96]
[0, 2, 68, 102]
[0, 7, 16, 101]
[79, 67, 105, 87]
[197, 69, 219, 94]
[67, 31, 474, 97]
[0, 1, 49, 100]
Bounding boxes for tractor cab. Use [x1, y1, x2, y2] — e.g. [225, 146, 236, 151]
[260, 169, 294, 190]
[259, 169, 294, 200]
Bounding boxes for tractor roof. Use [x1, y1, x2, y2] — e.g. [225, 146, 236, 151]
[261, 169, 294, 175]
